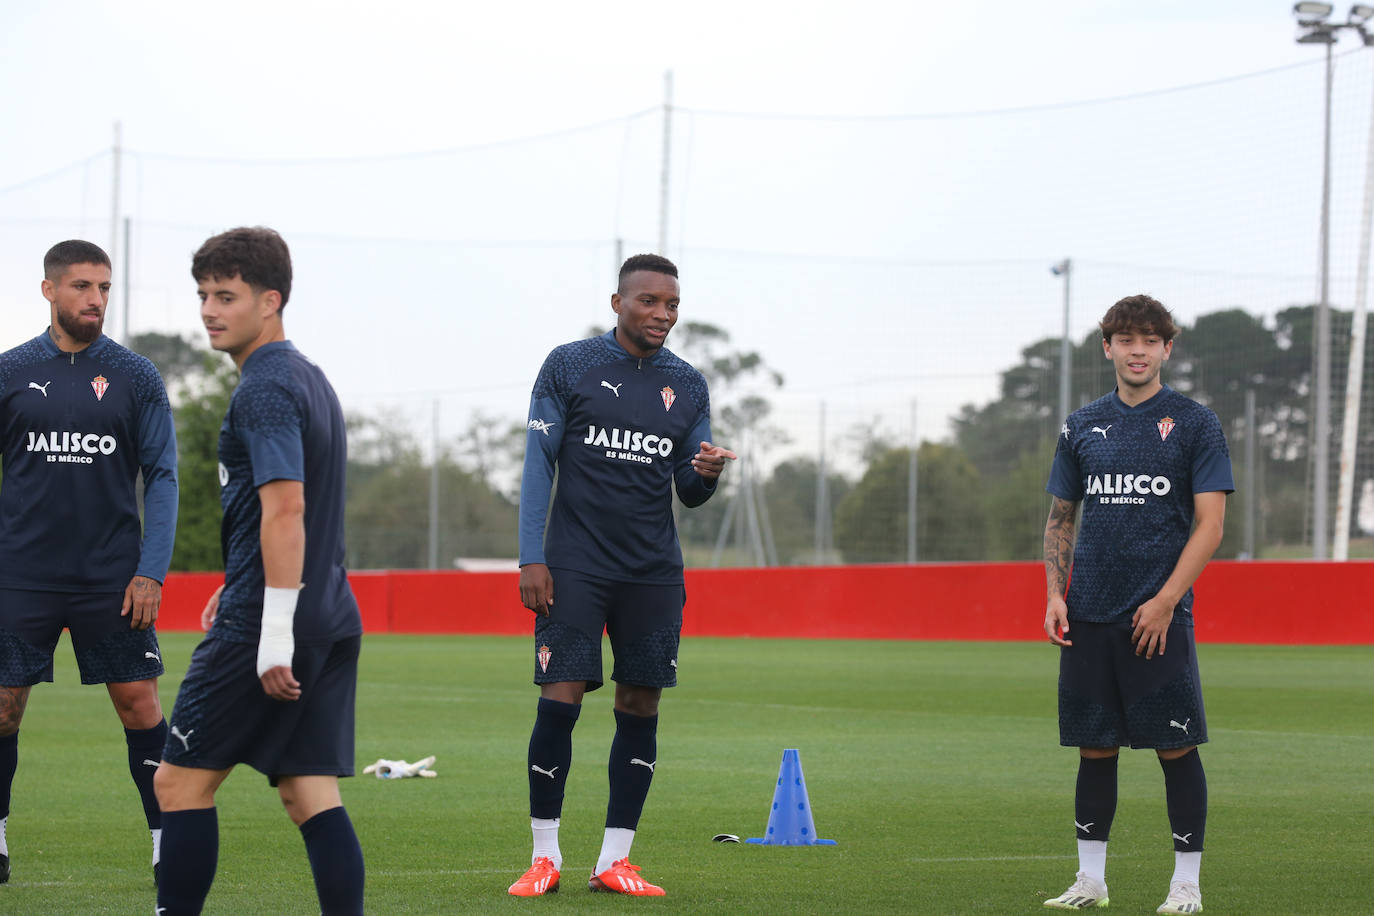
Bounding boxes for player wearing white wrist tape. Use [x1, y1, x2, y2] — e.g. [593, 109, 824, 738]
[154, 228, 365, 916]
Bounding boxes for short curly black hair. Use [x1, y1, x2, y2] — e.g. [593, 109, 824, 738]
[192, 227, 293, 310]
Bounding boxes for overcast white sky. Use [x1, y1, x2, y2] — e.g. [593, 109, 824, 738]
[1, 0, 1368, 460]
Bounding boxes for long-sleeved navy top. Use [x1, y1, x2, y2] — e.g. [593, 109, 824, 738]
[0, 330, 178, 589]
[519, 331, 716, 584]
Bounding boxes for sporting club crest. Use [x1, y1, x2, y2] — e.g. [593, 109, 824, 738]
[660, 386, 675, 411]
[91, 375, 109, 401]
[537, 644, 552, 673]
[1157, 416, 1175, 441]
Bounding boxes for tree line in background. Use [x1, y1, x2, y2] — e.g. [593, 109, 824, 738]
[144, 303, 1370, 572]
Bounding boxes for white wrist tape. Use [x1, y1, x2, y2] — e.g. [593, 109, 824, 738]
[257, 586, 300, 677]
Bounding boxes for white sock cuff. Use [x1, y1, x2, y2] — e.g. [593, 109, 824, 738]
[531, 817, 561, 869]
[1172, 850, 1202, 885]
[1077, 838, 1108, 883]
[595, 826, 636, 874]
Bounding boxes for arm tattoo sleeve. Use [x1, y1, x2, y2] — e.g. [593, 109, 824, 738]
[1043, 497, 1079, 597]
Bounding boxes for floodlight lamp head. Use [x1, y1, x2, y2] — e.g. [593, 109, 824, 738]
[1294, 1, 1335, 18]
[1350, 4, 1374, 24]
[1050, 260, 1069, 276]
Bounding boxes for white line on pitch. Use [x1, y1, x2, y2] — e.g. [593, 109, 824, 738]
[368, 867, 517, 877]
[910, 854, 1088, 863]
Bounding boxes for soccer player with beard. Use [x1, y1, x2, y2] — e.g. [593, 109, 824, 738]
[0, 240, 178, 885]
[154, 227, 364, 915]
[1042, 295, 1233, 915]
[508, 254, 735, 897]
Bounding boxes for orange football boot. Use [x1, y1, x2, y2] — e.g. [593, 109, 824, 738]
[588, 858, 665, 896]
[508, 856, 560, 896]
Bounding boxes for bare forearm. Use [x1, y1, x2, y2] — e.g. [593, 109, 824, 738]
[260, 511, 305, 589]
[1152, 512, 1224, 609]
[1043, 497, 1079, 600]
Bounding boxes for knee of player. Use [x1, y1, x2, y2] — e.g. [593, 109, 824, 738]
[278, 796, 310, 825]
[153, 763, 200, 810]
[108, 680, 162, 726]
[614, 684, 662, 718]
[152, 763, 174, 802]
[276, 777, 341, 825]
[0, 687, 30, 734]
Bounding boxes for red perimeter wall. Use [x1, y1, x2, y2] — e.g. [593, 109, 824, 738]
[157, 561, 1373, 645]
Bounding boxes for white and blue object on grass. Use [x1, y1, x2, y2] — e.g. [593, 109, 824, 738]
[362, 756, 437, 779]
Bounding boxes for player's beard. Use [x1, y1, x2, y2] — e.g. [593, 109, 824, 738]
[56, 308, 103, 344]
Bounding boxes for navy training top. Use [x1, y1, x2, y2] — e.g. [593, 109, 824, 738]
[211, 341, 361, 645]
[519, 330, 716, 584]
[1046, 385, 1234, 625]
[0, 331, 178, 590]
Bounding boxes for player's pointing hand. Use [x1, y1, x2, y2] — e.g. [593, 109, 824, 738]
[691, 441, 737, 480]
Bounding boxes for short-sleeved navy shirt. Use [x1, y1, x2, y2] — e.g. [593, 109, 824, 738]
[212, 342, 360, 645]
[1047, 385, 1234, 624]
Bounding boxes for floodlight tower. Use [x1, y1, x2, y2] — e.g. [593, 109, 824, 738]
[1292, 2, 1374, 558]
[1051, 258, 1072, 426]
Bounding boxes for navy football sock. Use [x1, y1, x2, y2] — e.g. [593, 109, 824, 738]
[125, 719, 167, 829]
[1074, 754, 1119, 842]
[1159, 748, 1207, 852]
[157, 807, 218, 915]
[528, 697, 579, 820]
[300, 806, 365, 916]
[0, 732, 16, 821]
[605, 708, 658, 830]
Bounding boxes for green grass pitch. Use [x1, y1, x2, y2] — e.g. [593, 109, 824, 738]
[2, 633, 1370, 913]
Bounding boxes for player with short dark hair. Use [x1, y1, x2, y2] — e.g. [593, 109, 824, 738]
[507, 254, 735, 898]
[154, 227, 365, 916]
[0, 239, 178, 885]
[1042, 294, 1233, 914]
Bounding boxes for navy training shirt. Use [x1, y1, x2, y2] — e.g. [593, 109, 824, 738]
[1046, 385, 1234, 625]
[0, 331, 178, 590]
[212, 341, 361, 645]
[519, 330, 716, 584]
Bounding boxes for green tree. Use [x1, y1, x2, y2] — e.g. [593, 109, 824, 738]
[345, 450, 517, 569]
[762, 458, 853, 565]
[344, 412, 518, 569]
[834, 443, 987, 562]
[169, 356, 238, 571]
[983, 441, 1058, 561]
[128, 332, 206, 393]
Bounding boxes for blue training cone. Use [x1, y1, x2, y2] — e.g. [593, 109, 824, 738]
[746, 748, 837, 846]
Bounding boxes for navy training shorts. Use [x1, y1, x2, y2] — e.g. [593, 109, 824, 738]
[162, 634, 360, 784]
[0, 587, 163, 686]
[1058, 619, 1207, 750]
[533, 568, 684, 692]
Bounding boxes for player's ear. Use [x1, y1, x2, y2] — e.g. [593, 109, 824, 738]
[611, 292, 622, 314]
[40, 278, 56, 304]
[260, 289, 283, 318]
[1161, 339, 1173, 361]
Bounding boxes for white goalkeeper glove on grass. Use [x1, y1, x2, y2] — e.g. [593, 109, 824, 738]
[363, 756, 438, 779]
